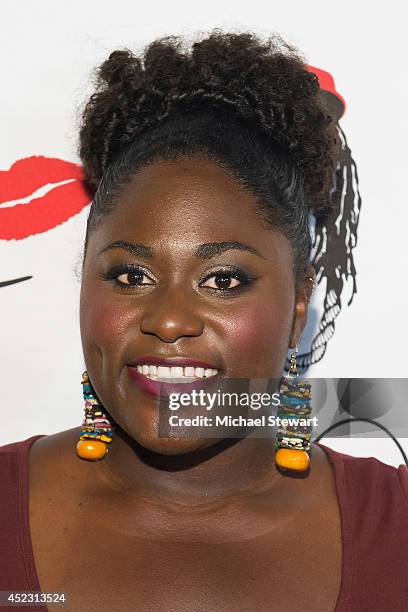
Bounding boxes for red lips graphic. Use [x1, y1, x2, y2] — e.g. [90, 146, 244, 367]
[306, 64, 346, 116]
[0, 156, 93, 240]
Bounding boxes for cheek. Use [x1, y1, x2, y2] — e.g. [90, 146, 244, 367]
[80, 285, 137, 364]
[220, 302, 292, 376]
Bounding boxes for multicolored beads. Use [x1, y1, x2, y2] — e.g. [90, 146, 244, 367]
[76, 371, 113, 461]
[275, 374, 312, 473]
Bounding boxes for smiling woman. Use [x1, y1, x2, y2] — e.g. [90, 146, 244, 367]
[80, 151, 306, 456]
[0, 28, 407, 612]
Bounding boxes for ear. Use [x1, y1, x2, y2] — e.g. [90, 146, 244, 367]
[288, 265, 316, 348]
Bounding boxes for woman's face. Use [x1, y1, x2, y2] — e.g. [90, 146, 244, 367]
[80, 156, 313, 454]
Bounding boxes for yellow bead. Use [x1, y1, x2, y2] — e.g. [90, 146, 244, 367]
[76, 439, 109, 461]
[275, 448, 310, 472]
[99, 434, 112, 443]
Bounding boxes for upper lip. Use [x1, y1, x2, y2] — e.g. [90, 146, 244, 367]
[128, 356, 220, 370]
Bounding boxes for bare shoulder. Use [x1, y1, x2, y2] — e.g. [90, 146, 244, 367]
[30, 427, 82, 476]
[29, 427, 95, 506]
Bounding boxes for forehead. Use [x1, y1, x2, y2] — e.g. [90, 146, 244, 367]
[114, 156, 261, 225]
[90, 156, 290, 260]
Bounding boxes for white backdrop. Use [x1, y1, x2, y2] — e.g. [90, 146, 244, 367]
[1, 0, 407, 466]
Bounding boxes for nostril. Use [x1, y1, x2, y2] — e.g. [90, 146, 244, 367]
[140, 314, 204, 342]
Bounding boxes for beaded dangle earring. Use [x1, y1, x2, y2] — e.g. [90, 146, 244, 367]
[275, 345, 313, 473]
[76, 371, 114, 461]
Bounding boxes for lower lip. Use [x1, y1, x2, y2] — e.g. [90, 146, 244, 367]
[126, 366, 221, 398]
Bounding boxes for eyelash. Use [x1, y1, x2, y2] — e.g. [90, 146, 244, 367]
[200, 267, 254, 294]
[98, 264, 255, 294]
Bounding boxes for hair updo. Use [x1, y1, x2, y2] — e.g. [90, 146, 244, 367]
[78, 29, 338, 287]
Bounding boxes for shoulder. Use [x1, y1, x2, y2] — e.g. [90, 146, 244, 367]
[0, 434, 48, 484]
[317, 442, 408, 517]
[0, 435, 46, 481]
[0, 435, 47, 504]
[0, 434, 46, 455]
[316, 444, 408, 606]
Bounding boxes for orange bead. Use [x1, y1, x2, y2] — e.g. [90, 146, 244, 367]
[275, 448, 310, 472]
[76, 439, 109, 461]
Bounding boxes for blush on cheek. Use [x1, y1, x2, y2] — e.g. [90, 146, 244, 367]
[80, 287, 139, 365]
[222, 304, 291, 377]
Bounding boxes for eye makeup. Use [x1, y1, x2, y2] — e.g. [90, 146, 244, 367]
[98, 263, 258, 295]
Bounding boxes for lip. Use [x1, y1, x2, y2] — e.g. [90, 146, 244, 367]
[127, 362, 222, 399]
[0, 156, 92, 240]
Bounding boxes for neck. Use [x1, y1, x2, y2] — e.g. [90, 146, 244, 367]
[93, 426, 283, 509]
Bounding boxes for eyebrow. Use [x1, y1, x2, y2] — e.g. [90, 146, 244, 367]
[99, 240, 266, 260]
[99, 240, 154, 258]
[194, 241, 266, 260]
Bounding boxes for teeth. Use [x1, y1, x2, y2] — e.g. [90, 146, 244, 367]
[135, 364, 219, 381]
[157, 366, 170, 377]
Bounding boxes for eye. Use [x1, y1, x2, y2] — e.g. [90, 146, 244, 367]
[199, 268, 254, 292]
[99, 265, 155, 288]
[201, 273, 241, 290]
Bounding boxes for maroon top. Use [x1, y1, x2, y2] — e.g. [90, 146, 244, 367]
[1, 434, 408, 611]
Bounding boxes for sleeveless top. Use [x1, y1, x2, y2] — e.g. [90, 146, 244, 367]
[0, 434, 407, 612]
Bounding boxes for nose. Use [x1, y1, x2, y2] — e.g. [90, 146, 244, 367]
[139, 285, 204, 343]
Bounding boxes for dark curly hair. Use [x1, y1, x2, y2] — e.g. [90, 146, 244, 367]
[78, 29, 338, 289]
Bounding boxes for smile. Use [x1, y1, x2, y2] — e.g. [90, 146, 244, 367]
[135, 364, 219, 382]
[127, 363, 222, 399]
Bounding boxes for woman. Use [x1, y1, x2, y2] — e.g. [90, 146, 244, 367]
[1, 30, 407, 612]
